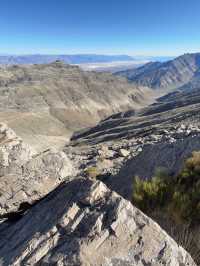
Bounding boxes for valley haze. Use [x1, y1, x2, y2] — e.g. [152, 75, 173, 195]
[0, 54, 173, 72]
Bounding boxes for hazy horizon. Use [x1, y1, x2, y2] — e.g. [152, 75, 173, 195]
[0, 53, 176, 57]
[0, 51, 198, 59]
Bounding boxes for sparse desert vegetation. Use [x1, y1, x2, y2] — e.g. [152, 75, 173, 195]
[85, 166, 100, 179]
[133, 151, 200, 263]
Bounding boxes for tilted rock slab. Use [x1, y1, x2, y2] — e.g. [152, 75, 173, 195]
[0, 179, 196, 265]
[105, 134, 200, 201]
[0, 123, 74, 216]
[129, 135, 200, 179]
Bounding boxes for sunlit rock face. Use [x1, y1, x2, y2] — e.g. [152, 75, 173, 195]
[0, 124, 74, 216]
[0, 178, 196, 266]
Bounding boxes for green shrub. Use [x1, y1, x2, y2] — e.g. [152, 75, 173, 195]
[133, 175, 170, 212]
[132, 151, 200, 224]
[132, 151, 200, 264]
[85, 166, 99, 179]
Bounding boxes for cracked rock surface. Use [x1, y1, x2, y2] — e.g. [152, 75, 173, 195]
[0, 178, 196, 266]
[0, 124, 74, 216]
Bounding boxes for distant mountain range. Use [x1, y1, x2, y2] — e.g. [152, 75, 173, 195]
[0, 54, 135, 65]
[0, 54, 174, 66]
[116, 53, 200, 91]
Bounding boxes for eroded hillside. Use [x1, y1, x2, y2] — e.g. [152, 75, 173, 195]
[0, 61, 155, 151]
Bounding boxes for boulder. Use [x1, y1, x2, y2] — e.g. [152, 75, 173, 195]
[119, 148, 130, 157]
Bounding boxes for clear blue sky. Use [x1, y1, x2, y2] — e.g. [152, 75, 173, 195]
[1, 0, 200, 56]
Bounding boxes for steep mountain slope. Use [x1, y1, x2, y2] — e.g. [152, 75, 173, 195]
[0, 61, 155, 151]
[71, 91, 200, 145]
[116, 53, 200, 90]
[116, 61, 162, 81]
[178, 69, 200, 92]
[71, 80, 200, 185]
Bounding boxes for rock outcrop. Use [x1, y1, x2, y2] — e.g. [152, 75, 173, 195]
[0, 123, 35, 176]
[0, 178, 196, 266]
[0, 124, 74, 216]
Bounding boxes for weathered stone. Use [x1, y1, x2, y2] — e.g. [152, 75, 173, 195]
[0, 125, 74, 216]
[180, 124, 186, 130]
[106, 135, 200, 202]
[119, 148, 130, 157]
[0, 179, 196, 266]
[137, 147, 143, 152]
[98, 145, 115, 159]
[0, 123, 35, 176]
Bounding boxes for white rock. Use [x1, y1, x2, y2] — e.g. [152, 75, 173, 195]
[180, 124, 186, 130]
[119, 148, 130, 157]
[137, 147, 143, 152]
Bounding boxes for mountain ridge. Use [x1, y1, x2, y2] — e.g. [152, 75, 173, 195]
[0, 61, 155, 152]
[116, 52, 200, 91]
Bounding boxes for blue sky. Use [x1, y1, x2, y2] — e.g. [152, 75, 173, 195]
[1, 0, 200, 56]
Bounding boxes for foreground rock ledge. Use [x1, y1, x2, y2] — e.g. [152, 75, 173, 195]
[0, 178, 195, 266]
[0, 123, 74, 216]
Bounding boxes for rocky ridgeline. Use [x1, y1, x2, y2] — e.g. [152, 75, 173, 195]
[0, 124, 196, 265]
[65, 123, 200, 179]
[116, 53, 200, 91]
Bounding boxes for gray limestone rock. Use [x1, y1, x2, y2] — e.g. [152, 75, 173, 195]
[0, 124, 74, 216]
[0, 179, 196, 266]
